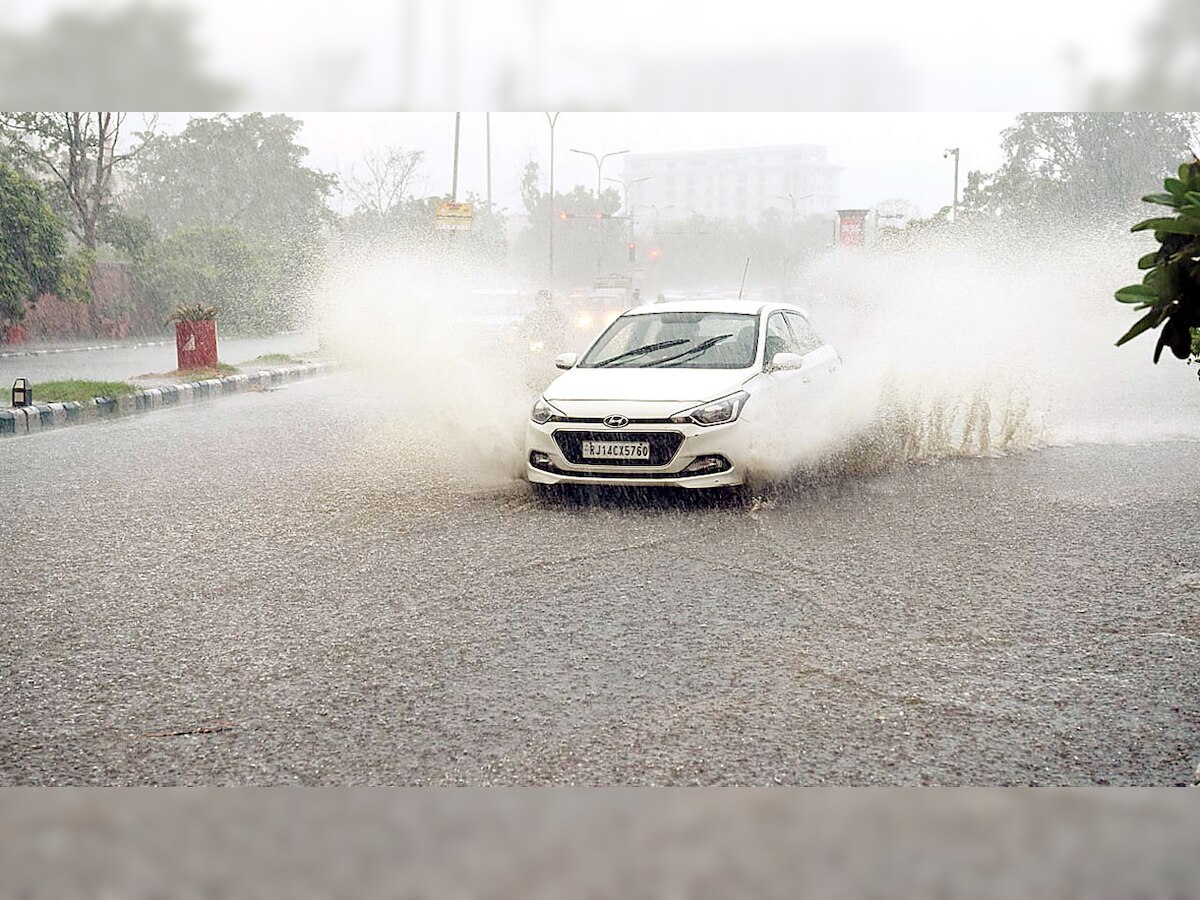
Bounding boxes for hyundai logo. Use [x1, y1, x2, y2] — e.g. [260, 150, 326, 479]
[603, 415, 629, 428]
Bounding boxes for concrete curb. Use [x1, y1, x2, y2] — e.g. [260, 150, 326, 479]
[0, 361, 337, 437]
[0, 330, 309, 359]
[0, 339, 175, 359]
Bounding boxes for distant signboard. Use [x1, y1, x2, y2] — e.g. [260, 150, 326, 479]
[435, 201, 473, 231]
[837, 209, 870, 247]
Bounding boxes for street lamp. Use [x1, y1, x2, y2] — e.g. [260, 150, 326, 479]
[604, 175, 651, 214]
[570, 148, 630, 206]
[771, 193, 814, 228]
[570, 147, 629, 275]
[605, 175, 650, 264]
[943, 147, 960, 222]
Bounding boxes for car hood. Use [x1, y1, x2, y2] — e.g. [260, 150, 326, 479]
[544, 366, 753, 417]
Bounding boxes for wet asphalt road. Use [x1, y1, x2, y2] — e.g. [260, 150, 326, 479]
[1, 373, 1197, 785]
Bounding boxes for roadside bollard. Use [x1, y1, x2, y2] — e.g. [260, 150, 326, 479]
[11, 377, 30, 407]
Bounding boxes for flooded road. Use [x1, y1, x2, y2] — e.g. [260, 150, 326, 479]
[1, 373, 1197, 784]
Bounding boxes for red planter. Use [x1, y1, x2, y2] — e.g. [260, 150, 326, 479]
[175, 319, 218, 370]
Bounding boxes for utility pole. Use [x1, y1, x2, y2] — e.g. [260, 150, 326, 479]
[545, 112, 561, 285]
[944, 147, 960, 222]
[451, 112, 461, 200]
[486, 112, 492, 210]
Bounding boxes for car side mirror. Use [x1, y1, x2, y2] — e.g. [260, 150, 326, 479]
[767, 351, 804, 371]
[554, 352, 578, 370]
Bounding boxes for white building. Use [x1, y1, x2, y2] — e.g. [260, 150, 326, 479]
[621, 144, 840, 224]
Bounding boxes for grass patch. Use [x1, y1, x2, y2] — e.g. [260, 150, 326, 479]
[239, 353, 297, 366]
[25, 379, 140, 404]
[139, 362, 239, 380]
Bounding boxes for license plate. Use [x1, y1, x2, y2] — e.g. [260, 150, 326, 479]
[581, 440, 651, 460]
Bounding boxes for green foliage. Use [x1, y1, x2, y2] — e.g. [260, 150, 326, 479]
[166, 302, 218, 322]
[125, 113, 335, 240]
[134, 226, 291, 333]
[125, 114, 336, 333]
[0, 112, 152, 250]
[1114, 160, 1200, 369]
[98, 209, 155, 260]
[960, 113, 1198, 225]
[0, 162, 72, 327]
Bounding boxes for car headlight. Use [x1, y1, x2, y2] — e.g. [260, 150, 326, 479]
[531, 396, 567, 425]
[670, 391, 749, 427]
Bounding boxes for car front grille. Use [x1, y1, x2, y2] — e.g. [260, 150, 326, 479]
[552, 430, 684, 467]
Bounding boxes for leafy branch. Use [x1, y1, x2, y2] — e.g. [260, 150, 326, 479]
[1115, 159, 1200, 368]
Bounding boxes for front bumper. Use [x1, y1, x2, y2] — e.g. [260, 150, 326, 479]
[525, 419, 750, 488]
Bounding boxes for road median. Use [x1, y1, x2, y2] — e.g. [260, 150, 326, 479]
[1, 361, 337, 437]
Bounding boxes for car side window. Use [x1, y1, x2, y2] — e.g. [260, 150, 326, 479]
[783, 312, 823, 355]
[763, 312, 800, 364]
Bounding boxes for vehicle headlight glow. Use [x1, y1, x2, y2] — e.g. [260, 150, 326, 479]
[530, 396, 567, 425]
[574, 311, 594, 330]
[670, 391, 749, 427]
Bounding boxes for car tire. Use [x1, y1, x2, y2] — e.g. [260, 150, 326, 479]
[724, 484, 754, 506]
[529, 482, 558, 502]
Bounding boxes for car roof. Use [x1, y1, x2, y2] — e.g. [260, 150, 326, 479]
[623, 299, 811, 317]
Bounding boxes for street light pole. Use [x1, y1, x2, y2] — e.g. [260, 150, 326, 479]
[545, 112, 561, 285]
[571, 148, 630, 205]
[944, 147, 960, 222]
[772, 193, 813, 298]
[605, 175, 651, 264]
[570, 147, 629, 276]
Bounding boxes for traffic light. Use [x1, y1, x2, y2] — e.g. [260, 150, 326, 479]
[628, 241, 636, 262]
[649, 246, 661, 262]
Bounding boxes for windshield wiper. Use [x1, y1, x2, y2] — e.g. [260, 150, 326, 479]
[594, 339, 688, 368]
[656, 334, 733, 367]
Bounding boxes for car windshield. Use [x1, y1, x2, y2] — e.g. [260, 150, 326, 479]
[579, 312, 759, 369]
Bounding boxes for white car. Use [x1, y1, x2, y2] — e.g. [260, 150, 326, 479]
[526, 299, 840, 490]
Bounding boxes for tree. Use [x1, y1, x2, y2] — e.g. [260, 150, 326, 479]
[341, 147, 424, 218]
[958, 113, 1198, 225]
[124, 114, 336, 333]
[1114, 159, 1200, 375]
[125, 113, 335, 240]
[0, 163, 80, 330]
[0, 112, 155, 251]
